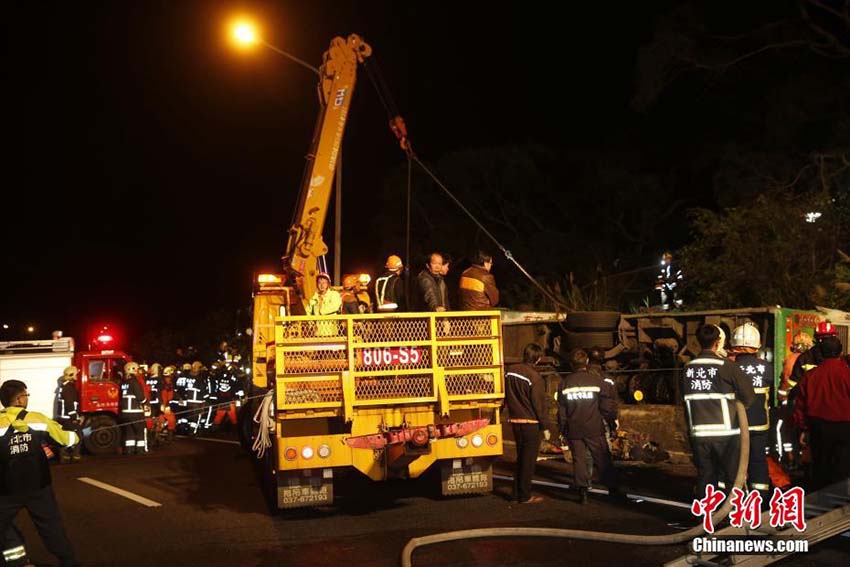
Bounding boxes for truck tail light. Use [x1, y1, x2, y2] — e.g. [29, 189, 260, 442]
[471, 434, 483, 448]
[318, 444, 331, 459]
[301, 446, 314, 459]
[486, 434, 498, 446]
[455, 437, 469, 449]
[284, 447, 297, 461]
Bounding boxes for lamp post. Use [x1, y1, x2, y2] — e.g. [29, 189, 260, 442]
[230, 20, 344, 285]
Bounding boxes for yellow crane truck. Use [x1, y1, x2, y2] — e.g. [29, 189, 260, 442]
[246, 35, 505, 509]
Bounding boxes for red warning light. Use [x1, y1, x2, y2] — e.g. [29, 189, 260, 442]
[96, 334, 114, 344]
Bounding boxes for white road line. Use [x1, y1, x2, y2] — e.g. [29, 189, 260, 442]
[77, 477, 162, 508]
[493, 474, 691, 509]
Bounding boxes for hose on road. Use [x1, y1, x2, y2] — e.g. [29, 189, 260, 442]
[401, 402, 750, 567]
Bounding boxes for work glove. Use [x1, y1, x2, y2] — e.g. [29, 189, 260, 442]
[542, 430, 551, 442]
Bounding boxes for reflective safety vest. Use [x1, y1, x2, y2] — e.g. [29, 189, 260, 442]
[0, 408, 77, 494]
[734, 353, 772, 432]
[682, 355, 749, 438]
[120, 379, 146, 414]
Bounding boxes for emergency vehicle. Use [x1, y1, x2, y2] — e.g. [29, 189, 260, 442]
[0, 331, 134, 455]
[243, 34, 505, 509]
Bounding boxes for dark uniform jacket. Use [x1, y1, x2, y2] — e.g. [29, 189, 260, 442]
[734, 353, 772, 432]
[557, 369, 617, 440]
[145, 375, 161, 406]
[789, 344, 824, 398]
[504, 363, 549, 430]
[683, 350, 755, 438]
[416, 270, 449, 311]
[459, 265, 499, 311]
[375, 270, 405, 311]
[120, 377, 148, 415]
[55, 381, 80, 422]
[0, 407, 77, 494]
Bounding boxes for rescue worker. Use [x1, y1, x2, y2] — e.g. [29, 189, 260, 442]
[375, 255, 405, 312]
[308, 272, 342, 316]
[459, 251, 499, 310]
[212, 363, 239, 429]
[215, 341, 232, 364]
[184, 361, 206, 435]
[505, 343, 550, 504]
[55, 366, 82, 464]
[0, 380, 79, 567]
[120, 362, 148, 455]
[730, 322, 772, 502]
[683, 324, 755, 496]
[779, 332, 814, 404]
[656, 250, 683, 311]
[146, 363, 163, 423]
[341, 275, 363, 315]
[203, 362, 221, 430]
[789, 322, 836, 400]
[416, 252, 449, 312]
[557, 348, 621, 504]
[173, 363, 191, 435]
[773, 332, 814, 468]
[355, 274, 373, 313]
[159, 366, 177, 440]
[793, 335, 850, 490]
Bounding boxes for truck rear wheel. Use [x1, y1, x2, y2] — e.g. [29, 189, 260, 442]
[83, 415, 120, 455]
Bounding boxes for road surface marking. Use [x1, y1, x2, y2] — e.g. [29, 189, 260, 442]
[176, 435, 241, 445]
[77, 477, 162, 508]
[493, 474, 691, 509]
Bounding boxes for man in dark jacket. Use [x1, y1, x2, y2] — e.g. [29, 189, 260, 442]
[459, 251, 499, 311]
[0, 380, 79, 567]
[683, 325, 754, 496]
[793, 335, 850, 490]
[558, 348, 620, 504]
[55, 366, 82, 463]
[416, 252, 449, 312]
[505, 343, 550, 503]
[120, 362, 148, 455]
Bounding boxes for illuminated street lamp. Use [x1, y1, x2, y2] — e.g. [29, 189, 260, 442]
[2, 324, 8, 330]
[26, 325, 35, 334]
[227, 18, 344, 283]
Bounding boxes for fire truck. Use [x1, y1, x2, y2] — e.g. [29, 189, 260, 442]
[244, 35, 505, 509]
[0, 331, 135, 455]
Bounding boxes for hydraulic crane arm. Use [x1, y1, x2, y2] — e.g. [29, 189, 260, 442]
[283, 34, 372, 309]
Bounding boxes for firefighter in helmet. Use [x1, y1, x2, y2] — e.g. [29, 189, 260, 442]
[730, 322, 772, 501]
[341, 275, 361, 314]
[375, 255, 405, 312]
[55, 366, 82, 463]
[120, 362, 148, 455]
[160, 365, 177, 440]
[788, 322, 837, 399]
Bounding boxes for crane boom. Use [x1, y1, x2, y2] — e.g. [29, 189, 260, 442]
[283, 34, 371, 309]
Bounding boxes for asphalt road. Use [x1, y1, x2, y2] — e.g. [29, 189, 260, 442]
[12, 437, 850, 567]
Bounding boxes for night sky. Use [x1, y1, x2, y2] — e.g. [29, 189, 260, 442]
[3, 1, 842, 345]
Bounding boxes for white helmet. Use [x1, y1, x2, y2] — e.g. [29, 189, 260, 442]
[732, 322, 760, 349]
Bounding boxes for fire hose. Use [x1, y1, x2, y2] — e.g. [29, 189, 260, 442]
[401, 401, 750, 567]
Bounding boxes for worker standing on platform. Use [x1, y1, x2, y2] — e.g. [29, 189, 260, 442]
[375, 255, 405, 312]
[459, 251, 499, 311]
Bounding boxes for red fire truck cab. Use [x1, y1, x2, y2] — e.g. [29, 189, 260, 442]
[74, 348, 134, 454]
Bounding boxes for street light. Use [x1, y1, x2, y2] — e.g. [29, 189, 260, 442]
[26, 326, 35, 334]
[227, 18, 344, 283]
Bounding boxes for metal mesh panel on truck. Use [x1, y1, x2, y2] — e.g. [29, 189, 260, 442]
[282, 379, 343, 404]
[279, 319, 347, 340]
[279, 347, 347, 374]
[445, 372, 497, 396]
[435, 316, 494, 339]
[437, 343, 494, 368]
[354, 374, 434, 400]
[350, 318, 429, 344]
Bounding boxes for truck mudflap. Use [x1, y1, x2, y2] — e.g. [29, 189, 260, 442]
[277, 468, 334, 508]
[343, 418, 490, 449]
[440, 458, 493, 496]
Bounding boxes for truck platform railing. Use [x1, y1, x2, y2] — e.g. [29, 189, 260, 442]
[273, 311, 504, 418]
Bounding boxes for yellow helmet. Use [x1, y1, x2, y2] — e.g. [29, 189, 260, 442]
[63, 366, 78, 380]
[149, 363, 162, 376]
[792, 332, 814, 352]
[163, 365, 176, 377]
[342, 274, 358, 290]
[357, 273, 371, 287]
[124, 362, 140, 376]
[385, 255, 403, 270]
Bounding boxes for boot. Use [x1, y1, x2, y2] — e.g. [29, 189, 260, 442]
[71, 444, 82, 463]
